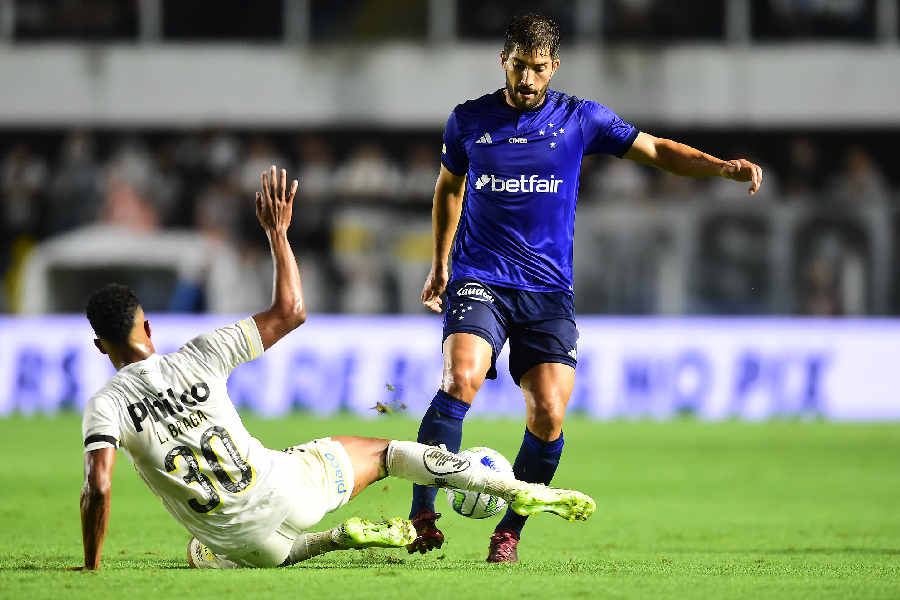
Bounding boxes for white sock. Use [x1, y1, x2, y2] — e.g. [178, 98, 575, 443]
[385, 441, 520, 498]
[283, 527, 353, 566]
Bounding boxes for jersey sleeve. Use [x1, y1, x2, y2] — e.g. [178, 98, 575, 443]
[83, 393, 121, 452]
[440, 110, 469, 176]
[181, 317, 265, 380]
[578, 101, 640, 158]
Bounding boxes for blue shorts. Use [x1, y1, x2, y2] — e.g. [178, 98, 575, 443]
[442, 278, 578, 386]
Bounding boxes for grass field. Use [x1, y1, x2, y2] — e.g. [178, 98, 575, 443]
[1, 414, 898, 600]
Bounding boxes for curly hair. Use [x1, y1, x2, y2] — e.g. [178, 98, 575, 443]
[503, 13, 560, 60]
[85, 283, 142, 345]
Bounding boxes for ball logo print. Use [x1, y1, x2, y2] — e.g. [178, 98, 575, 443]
[445, 447, 513, 519]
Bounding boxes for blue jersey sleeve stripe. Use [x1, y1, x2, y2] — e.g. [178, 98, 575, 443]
[613, 128, 640, 159]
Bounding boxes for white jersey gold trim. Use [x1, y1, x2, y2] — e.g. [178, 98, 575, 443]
[82, 318, 302, 555]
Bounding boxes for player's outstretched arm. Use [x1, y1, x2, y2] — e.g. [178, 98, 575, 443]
[76, 447, 116, 570]
[253, 165, 306, 350]
[422, 165, 467, 313]
[623, 132, 763, 195]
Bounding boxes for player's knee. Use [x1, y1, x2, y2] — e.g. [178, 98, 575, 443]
[442, 369, 482, 403]
[529, 400, 566, 434]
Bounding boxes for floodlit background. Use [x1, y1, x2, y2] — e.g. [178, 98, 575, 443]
[1, 0, 899, 418]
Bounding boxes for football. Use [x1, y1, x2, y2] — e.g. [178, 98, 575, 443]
[445, 447, 514, 519]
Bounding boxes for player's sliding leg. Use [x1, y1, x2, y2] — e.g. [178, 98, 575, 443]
[281, 517, 415, 565]
[489, 363, 573, 562]
[334, 434, 593, 522]
[188, 518, 415, 568]
[406, 333, 491, 553]
[386, 441, 594, 521]
[276, 437, 417, 565]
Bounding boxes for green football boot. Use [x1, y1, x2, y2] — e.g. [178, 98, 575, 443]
[334, 517, 416, 549]
[505, 484, 596, 522]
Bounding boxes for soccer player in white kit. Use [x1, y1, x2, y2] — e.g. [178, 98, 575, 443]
[76, 166, 597, 570]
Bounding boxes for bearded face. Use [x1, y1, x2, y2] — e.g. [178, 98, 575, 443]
[502, 47, 559, 110]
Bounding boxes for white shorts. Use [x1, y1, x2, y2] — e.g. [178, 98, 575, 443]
[229, 437, 355, 568]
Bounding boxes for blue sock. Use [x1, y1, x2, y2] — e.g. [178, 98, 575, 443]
[496, 428, 565, 537]
[410, 390, 470, 518]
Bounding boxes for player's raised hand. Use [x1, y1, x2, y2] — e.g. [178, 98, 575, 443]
[422, 264, 449, 313]
[257, 165, 298, 231]
[720, 159, 763, 195]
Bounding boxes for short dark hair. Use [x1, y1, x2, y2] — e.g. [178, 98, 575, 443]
[503, 14, 560, 60]
[85, 283, 141, 345]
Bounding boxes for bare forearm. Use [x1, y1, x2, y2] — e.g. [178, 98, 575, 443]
[421, 166, 466, 312]
[80, 487, 110, 570]
[649, 138, 728, 178]
[266, 228, 305, 326]
[431, 189, 464, 269]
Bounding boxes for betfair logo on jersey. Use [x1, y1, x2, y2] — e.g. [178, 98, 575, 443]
[473, 173, 563, 194]
[127, 382, 211, 432]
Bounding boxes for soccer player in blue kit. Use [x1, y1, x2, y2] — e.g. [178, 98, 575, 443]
[406, 14, 763, 562]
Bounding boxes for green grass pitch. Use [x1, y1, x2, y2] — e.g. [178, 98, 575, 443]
[1, 414, 899, 600]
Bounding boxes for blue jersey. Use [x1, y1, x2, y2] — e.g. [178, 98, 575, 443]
[441, 89, 638, 294]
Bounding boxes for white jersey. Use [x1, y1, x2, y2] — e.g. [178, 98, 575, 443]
[82, 318, 302, 555]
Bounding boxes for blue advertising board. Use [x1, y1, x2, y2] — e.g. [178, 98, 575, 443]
[1, 315, 899, 420]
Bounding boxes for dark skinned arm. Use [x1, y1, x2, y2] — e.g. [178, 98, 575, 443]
[76, 446, 116, 570]
[252, 165, 306, 350]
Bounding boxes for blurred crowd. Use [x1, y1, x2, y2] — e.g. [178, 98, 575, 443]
[0, 130, 448, 314]
[1, 129, 897, 316]
[600, 0, 877, 40]
[585, 136, 898, 316]
[9, 0, 892, 42]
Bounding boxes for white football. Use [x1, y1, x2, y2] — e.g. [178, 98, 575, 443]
[445, 447, 513, 519]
